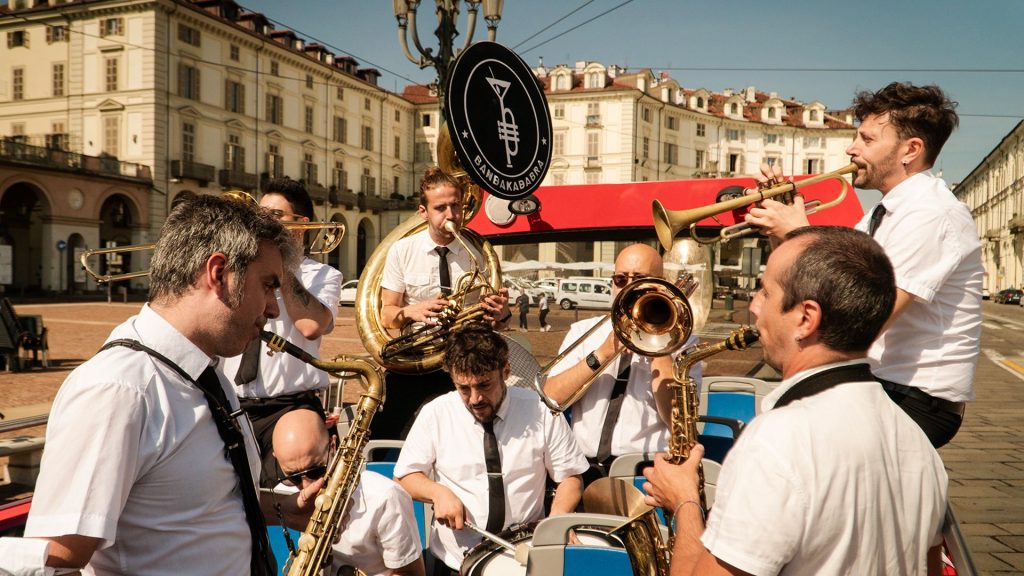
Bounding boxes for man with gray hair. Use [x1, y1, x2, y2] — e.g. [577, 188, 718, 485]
[0, 195, 308, 575]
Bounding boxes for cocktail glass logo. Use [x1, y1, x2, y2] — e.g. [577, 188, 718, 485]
[487, 71, 519, 168]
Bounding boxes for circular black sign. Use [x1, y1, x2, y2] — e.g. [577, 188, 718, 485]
[445, 41, 552, 201]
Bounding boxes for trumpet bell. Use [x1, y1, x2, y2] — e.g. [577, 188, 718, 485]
[613, 278, 694, 356]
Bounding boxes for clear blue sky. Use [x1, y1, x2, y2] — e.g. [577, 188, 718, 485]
[240, 0, 1024, 187]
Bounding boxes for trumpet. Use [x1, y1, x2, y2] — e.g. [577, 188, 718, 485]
[652, 162, 858, 249]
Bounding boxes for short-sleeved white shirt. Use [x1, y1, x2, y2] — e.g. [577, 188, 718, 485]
[394, 387, 589, 569]
[701, 361, 948, 576]
[226, 257, 342, 398]
[381, 228, 485, 306]
[24, 304, 259, 576]
[549, 315, 700, 458]
[856, 171, 982, 401]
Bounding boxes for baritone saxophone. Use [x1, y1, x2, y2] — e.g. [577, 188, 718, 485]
[259, 330, 385, 576]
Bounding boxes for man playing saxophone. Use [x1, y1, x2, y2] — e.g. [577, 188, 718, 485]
[643, 227, 947, 575]
[544, 243, 699, 484]
[272, 409, 425, 576]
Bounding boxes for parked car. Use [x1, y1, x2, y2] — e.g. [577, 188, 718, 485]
[994, 288, 1023, 305]
[338, 279, 358, 306]
[983, 288, 991, 300]
[554, 278, 613, 310]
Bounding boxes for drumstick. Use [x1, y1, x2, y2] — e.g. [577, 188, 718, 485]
[463, 521, 516, 552]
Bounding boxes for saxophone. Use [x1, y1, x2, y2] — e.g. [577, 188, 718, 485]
[666, 326, 759, 515]
[260, 330, 386, 576]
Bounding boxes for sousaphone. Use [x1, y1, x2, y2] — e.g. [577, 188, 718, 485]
[355, 41, 552, 374]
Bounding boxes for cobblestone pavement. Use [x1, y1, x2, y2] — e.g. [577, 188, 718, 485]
[2, 300, 1021, 574]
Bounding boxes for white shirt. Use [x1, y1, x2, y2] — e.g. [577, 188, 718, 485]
[702, 361, 947, 576]
[549, 315, 700, 458]
[381, 228, 486, 306]
[226, 257, 342, 398]
[394, 387, 589, 569]
[22, 304, 259, 576]
[274, 471, 421, 576]
[856, 171, 983, 401]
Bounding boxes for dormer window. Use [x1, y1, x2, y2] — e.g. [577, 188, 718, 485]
[730, 103, 738, 115]
[555, 73, 570, 91]
[768, 107, 776, 119]
[697, 97, 704, 108]
[810, 110, 819, 121]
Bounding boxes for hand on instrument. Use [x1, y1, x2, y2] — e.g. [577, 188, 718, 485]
[744, 163, 809, 244]
[403, 298, 453, 325]
[641, 445, 704, 511]
[294, 476, 326, 513]
[432, 486, 467, 531]
[595, 329, 625, 365]
[482, 287, 510, 324]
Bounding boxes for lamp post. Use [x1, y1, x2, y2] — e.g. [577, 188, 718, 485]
[393, 0, 503, 110]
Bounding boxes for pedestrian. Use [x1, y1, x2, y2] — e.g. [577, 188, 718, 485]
[516, 290, 530, 332]
[538, 291, 551, 332]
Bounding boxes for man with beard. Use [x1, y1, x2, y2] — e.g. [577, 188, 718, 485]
[394, 324, 588, 575]
[744, 82, 982, 447]
[643, 226, 947, 575]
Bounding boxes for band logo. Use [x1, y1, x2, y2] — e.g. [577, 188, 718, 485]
[446, 42, 552, 201]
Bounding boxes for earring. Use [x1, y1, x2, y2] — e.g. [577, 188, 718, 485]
[902, 159, 908, 167]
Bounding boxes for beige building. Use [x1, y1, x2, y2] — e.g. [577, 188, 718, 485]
[0, 0, 416, 293]
[952, 120, 1024, 293]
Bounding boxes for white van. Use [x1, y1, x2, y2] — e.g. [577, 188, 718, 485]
[554, 278, 613, 310]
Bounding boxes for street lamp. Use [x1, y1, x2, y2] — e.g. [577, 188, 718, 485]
[393, 0, 503, 109]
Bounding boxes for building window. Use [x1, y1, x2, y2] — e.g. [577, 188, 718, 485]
[804, 158, 821, 174]
[421, 113, 431, 127]
[12, 68, 24, 101]
[393, 176, 400, 196]
[336, 85, 344, 100]
[302, 152, 317, 183]
[586, 132, 600, 160]
[229, 44, 240, 61]
[333, 116, 347, 143]
[393, 136, 401, 158]
[182, 122, 195, 162]
[361, 167, 375, 194]
[179, 63, 200, 100]
[730, 102, 739, 115]
[52, 63, 65, 97]
[364, 97, 371, 111]
[555, 74, 569, 91]
[105, 57, 119, 92]
[665, 115, 677, 130]
[553, 105, 564, 119]
[305, 74, 313, 90]
[224, 134, 244, 171]
[586, 102, 600, 126]
[552, 172, 566, 185]
[663, 142, 678, 165]
[695, 149, 705, 169]
[304, 105, 314, 133]
[362, 126, 373, 151]
[696, 123, 706, 137]
[46, 123, 68, 151]
[553, 132, 565, 156]
[46, 25, 67, 44]
[803, 136, 821, 148]
[100, 18, 123, 37]
[728, 153, 740, 174]
[332, 160, 346, 189]
[103, 115, 120, 157]
[766, 156, 781, 167]
[809, 109, 819, 121]
[394, 110, 401, 122]
[178, 24, 200, 47]
[415, 142, 431, 162]
[270, 60, 279, 76]
[585, 172, 600, 185]
[225, 79, 245, 113]
[642, 137, 649, 159]
[266, 94, 283, 124]
[766, 133, 779, 145]
[642, 106, 651, 123]
[726, 128, 742, 141]
[696, 96, 705, 108]
[267, 143, 283, 178]
[7, 30, 28, 48]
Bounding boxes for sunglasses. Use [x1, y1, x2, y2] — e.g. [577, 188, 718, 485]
[279, 463, 327, 487]
[265, 208, 305, 221]
[611, 272, 650, 288]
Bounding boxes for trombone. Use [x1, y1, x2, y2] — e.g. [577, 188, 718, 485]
[81, 194, 346, 283]
[652, 162, 858, 249]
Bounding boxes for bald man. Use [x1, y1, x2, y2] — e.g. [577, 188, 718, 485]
[272, 410, 425, 576]
[544, 244, 701, 484]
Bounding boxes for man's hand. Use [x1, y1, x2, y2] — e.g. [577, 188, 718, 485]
[294, 477, 326, 513]
[744, 163, 809, 245]
[595, 329, 625, 365]
[402, 298, 454, 326]
[481, 287, 510, 324]
[642, 444, 705, 511]
[431, 486, 467, 531]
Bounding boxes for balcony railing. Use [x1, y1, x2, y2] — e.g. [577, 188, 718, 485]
[330, 186, 359, 207]
[985, 228, 1002, 241]
[170, 159, 215, 184]
[304, 181, 329, 203]
[586, 115, 601, 127]
[219, 168, 259, 191]
[0, 140, 152, 182]
[1010, 216, 1024, 234]
[585, 156, 601, 169]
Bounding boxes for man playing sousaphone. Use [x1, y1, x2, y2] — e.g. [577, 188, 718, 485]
[371, 167, 511, 440]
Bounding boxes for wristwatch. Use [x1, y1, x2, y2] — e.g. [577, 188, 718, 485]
[585, 351, 601, 371]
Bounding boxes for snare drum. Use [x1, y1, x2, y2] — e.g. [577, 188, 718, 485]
[459, 522, 620, 575]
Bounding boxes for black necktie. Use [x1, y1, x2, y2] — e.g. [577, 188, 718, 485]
[435, 246, 452, 296]
[596, 355, 632, 466]
[195, 367, 276, 576]
[482, 419, 505, 533]
[867, 203, 887, 237]
[234, 338, 261, 386]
